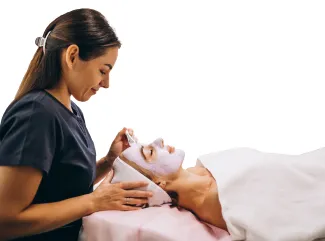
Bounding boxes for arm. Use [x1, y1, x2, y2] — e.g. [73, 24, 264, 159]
[94, 127, 136, 185]
[0, 166, 94, 240]
[95, 155, 114, 184]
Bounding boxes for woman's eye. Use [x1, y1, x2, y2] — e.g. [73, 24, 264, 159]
[100, 70, 105, 75]
[150, 149, 153, 155]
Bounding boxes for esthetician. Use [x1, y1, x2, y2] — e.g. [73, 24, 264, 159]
[0, 8, 152, 241]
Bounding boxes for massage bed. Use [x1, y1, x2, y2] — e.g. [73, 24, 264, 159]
[80, 146, 325, 241]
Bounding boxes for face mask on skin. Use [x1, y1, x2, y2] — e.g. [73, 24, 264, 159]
[122, 138, 185, 176]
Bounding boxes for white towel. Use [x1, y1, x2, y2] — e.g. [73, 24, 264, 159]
[197, 147, 325, 241]
[110, 157, 172, 206]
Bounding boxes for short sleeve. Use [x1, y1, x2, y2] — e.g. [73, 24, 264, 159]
[0, 100, 57, 174]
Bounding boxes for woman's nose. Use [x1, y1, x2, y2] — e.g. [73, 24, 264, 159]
[100, 77, 109, 88]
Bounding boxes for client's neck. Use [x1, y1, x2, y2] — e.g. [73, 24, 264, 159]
[165, 169, 212, 211]
[165, 168, 189, 189]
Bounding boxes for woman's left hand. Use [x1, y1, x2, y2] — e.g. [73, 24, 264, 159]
[106, 127, 134, 161]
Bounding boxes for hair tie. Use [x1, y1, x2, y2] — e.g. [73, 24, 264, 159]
[35, 31, 51, 53]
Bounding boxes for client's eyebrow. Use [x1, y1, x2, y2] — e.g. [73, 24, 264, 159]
[140, 145, 146, 159]
[105, 64, 113, 70]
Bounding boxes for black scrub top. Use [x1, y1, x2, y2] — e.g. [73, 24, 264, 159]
[0, 90, 97, 241]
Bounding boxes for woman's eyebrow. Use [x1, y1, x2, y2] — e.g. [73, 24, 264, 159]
[105, 64, 113, 70]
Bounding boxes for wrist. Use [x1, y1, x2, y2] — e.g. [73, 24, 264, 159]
[99, 155, 114, 172]
[85, 193, 97, 214]
[105, 152, 117, 163]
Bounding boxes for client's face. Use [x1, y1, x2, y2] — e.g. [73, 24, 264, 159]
[122, 138, 185, 176]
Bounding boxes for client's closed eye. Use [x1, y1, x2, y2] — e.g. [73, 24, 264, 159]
[142, 146, 155, 162]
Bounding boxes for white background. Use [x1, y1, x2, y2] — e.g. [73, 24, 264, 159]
[0, 0, 325, 168]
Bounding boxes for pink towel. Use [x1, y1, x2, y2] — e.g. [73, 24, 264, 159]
[80, 205, 231, 241]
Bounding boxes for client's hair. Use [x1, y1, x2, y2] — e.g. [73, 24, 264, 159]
[120, 156, 179, 207]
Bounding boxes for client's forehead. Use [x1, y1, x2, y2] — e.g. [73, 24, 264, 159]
[121, 144, 145, 160]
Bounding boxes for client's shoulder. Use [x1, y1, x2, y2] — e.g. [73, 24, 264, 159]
[186, 166, 211, 176]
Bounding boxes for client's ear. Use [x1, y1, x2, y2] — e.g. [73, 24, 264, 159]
[155, 180, 167, 189]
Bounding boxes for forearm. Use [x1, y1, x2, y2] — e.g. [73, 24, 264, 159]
[95, 156, 114, 184]
[0, 193, 94, 240]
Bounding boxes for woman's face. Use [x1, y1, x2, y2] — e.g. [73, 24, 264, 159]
[122, 138, 185, 176]
[63, 46, 119, 102]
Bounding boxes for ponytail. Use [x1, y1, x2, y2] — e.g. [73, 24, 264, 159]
[13, 48, 43, 103]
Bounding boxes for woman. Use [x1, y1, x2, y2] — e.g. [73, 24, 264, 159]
[0, 8, 153, 241]
[118, 137, 228, 231]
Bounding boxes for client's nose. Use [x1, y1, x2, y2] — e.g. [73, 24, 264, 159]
[167, 146, 175, 154]
[153, 138, 164, 148]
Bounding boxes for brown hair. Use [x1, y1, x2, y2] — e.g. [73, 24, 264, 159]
[120, 156, 179, 207]
[14, 8, 121, 104]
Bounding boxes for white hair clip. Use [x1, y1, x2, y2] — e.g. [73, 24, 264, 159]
[35, 31, 51, 53]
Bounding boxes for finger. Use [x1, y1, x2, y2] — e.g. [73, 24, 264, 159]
[123, 197, 148, 206]
[118, 181, 149, 190]
[123, 128, 134, 147]
[119, 127, 127, 135]
[123, 139, 130, 149]
[127, 128, 134, 136]
[103, 170, 114, 183]
[121, 205, 141, 211]
[125, 190, 153, 198]
[113, 127, 127, 143]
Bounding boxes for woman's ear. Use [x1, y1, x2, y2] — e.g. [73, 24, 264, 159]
[65, 44, 79, 70]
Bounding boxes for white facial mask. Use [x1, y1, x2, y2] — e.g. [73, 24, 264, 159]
[122, 138, 185, 176]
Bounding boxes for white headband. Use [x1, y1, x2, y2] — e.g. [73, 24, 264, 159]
[35, 31, 52, 53]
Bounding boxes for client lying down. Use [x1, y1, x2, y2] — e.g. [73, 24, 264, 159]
[112, 135, 325, 241]
[118, 137, 227, 229]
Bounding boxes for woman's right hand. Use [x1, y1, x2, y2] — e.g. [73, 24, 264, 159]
[90, 170, 153, 212]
